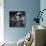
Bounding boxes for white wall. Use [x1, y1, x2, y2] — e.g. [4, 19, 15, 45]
[0, 0, 4, 42]
[40, 0, 46, 27]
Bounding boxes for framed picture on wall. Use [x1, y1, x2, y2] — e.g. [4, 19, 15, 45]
[9, 11, 26, 27]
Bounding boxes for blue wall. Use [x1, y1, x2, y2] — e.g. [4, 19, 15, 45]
[4, 0, 40, 42]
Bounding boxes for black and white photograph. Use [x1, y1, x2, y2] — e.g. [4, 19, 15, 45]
[9, 11, 25, 27]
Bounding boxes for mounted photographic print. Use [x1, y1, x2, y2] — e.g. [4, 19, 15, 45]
[9, 11, 26, 27]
